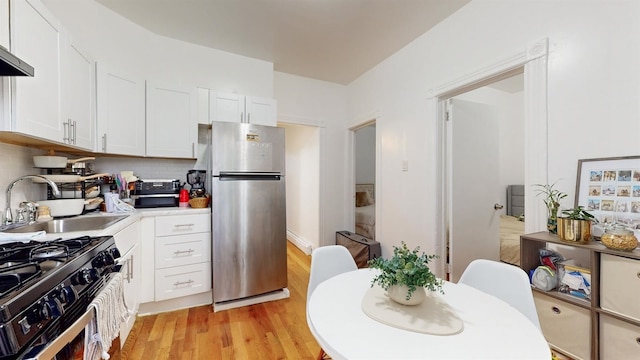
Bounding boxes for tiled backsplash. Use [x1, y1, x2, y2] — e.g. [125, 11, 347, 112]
[0, 137, 210, 220]
[0, 143, 48, 219]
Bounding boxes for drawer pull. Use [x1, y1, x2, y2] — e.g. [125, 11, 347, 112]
[173, 249, 195, 256]
[174, 223, 195, 229]
[173, 279, 194, 287]
[551, 306, 561, 315]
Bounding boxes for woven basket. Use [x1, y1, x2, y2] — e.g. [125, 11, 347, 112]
[188, 196, 210, 208]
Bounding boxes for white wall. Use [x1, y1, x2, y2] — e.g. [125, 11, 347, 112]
[347, 0, 640, 273]
[41, 0, 273, 97]
[281, 123, 320, 252]
[355, 125, 376, 184]
[274, 72, 349, 248]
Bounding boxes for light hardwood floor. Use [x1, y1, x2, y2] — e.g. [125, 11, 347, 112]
[119, 242, 320, 360]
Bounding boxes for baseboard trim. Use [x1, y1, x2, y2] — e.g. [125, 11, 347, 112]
[287, 230, 313, 255]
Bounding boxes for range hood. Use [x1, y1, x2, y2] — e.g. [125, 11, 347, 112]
[0, 45, 34, 76]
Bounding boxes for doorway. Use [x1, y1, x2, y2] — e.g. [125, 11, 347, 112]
[353, 122, 377, 240]
[280, 123, 321, 254]
[445, 73, 525, 282]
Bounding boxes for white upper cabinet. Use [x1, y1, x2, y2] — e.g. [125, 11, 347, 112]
[196, 87, 210, 125]
[210, 92, 277, 126]
[245, 96, 277, 126]
[96, 61, 145, 156]
[61, 37, 95, 150]
[10, 0, 63, 142]
[146, 81, 197, 158]
[0, 1, 9, 50]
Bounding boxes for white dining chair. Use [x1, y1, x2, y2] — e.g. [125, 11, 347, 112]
[307, 245, 358, 360]
[458, 259, 541, 331]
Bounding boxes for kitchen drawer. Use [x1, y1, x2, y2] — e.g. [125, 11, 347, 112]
[155, 262, 211, 301]
[533, 292, 591, 360]
[601, 253, 640, 321]
[155, 213, 210, 236]
[155, 233, 211, 268]
[600, 315, 640, 358]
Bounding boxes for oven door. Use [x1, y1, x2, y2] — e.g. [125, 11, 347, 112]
[29, 248, 133, 360]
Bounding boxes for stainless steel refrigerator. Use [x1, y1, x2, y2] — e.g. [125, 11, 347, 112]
[210, 121, 287, 304]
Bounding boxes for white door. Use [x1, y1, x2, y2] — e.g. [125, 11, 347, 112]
[447, 98, 501, 282]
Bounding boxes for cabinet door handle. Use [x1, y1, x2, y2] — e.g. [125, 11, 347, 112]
[173, 279, 194, 287]
[173, 249, 194, 256]
[63, 120, 70, 143]
[102, 134, 107, 152]
[72, 120, 77, 144]
[247, 112, 251, 123]
[551, 306, 561, 315]
[240, 111, 244, 123]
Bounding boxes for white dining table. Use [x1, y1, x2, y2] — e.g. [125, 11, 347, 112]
[307, 269, 550, 360]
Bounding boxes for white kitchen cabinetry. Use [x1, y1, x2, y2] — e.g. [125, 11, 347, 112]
[61, 37, 95, 150]
[113, 220, 141, 347]
[154, 213, 211, 301]
[0, 1, 9, 50]
[520, 232, 640, 360]
[146, 81, 197, 158]
[9, 0, 63, 142]
[8, 0, 95, 150]
[210, 92, 277, 126]
[96, 61, 145, 156]
[196, 87, 210, 125]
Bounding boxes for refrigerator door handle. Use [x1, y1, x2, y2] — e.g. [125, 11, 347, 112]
[218, 172, 281, 181]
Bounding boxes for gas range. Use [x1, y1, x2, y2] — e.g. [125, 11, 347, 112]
[0, 235, 120, 360]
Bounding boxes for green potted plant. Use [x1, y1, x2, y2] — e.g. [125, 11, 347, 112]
[534, 182, 568, 234]
[557, 206, 596, 242]
[368, 242, 443, 306]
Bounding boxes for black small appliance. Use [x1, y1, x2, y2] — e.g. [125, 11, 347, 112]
[187, 170, 207, 198]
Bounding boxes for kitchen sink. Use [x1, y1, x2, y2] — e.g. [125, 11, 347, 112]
[3, 215, 129, 234]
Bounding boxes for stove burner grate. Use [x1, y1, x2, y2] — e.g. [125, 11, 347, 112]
[0, 262, 41, 297]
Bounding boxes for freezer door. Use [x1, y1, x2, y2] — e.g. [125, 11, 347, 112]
[212, 176, 287, 303]
[211, 121, 285, 174]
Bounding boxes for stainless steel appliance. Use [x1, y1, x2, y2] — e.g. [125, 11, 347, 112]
[211, 121, 287, 304]
[0, 45, 34, 77]
[130, 179, 180, 208]
[0, 235, 121, 359]
[186, 170, 206, 198]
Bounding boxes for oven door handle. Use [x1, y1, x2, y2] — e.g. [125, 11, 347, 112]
[114, 244, 137, 283]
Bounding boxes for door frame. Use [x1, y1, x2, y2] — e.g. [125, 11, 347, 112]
[349, 117, 379, 240]
[426, 38, 550, 276]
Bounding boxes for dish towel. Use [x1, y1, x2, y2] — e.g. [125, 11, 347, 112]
[0, 231, 46, 243]
[83, 272, 131, 360]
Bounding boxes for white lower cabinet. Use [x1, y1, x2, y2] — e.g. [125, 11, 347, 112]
[155, 262, 211, 301]
[139, 213, 211, 306]
[112, 221, 141, 347]
[533, 291, 591, 360]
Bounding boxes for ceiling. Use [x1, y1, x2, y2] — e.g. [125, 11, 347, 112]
[95, 0, 471, 85]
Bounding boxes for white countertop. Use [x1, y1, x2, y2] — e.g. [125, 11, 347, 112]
[38, 206, 210, 241]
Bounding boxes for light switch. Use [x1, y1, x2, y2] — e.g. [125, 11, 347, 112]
[402, 160, 409, 172]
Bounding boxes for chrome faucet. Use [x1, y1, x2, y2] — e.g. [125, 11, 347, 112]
[3, 175, 61, 226]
